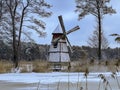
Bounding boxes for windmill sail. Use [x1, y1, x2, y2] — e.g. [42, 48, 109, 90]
[67, 26, 80, 35]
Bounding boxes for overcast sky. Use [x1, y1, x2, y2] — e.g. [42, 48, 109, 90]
[34, 0, 120, 48]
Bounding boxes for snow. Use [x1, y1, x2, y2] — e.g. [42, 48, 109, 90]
[0, 72, 119, 84]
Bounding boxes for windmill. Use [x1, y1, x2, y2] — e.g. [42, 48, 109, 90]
[48, 15, 80, 71]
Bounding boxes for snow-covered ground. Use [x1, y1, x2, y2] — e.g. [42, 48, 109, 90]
[0, 72, 119, 84]
[0, 72, 120, 90]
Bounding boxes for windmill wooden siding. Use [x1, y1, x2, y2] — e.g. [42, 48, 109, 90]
[49, 39, 70, 62]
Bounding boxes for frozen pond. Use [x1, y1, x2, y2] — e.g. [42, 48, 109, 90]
[0, 72, 120, 90]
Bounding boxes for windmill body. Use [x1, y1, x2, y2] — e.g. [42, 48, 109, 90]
[49, 25, 70, 63]
[48, 15, 80, 71]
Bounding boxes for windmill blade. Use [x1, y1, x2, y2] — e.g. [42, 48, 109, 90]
[58, 15, 76, 53]
[58, 15, 66, 35]
[66, 26, 80, 35]
[66, 36, 73, 53]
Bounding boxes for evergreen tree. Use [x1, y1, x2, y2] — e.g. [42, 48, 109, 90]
[75, 0, 116, 60]
[110, 34, 120, 43]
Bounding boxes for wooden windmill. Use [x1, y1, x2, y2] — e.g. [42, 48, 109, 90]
[48, 15, 80, 71]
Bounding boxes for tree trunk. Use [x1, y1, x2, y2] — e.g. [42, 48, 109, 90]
[17, 6, 26, 62]
[12, 20, 18, 68]
[98, 13, 102, 60]
[97, 0, 102, 60]
[8, 0, 19, 68]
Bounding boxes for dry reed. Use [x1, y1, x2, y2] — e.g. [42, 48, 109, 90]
[0, 60, 13, 73]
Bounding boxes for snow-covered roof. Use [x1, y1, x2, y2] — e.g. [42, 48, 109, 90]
[52, 25, 63, 34]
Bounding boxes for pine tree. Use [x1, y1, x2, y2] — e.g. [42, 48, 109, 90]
[75, 0, 116, 60]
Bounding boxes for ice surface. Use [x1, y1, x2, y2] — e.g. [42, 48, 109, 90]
[0, 72, 119, 84]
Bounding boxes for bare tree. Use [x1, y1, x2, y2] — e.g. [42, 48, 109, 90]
[88, 27, 109, 49]
[75, 0, 116, 60]
[1, 0, 52, 68]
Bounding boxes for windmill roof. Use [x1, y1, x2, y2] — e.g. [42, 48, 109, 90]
[52, 25, 63, 34]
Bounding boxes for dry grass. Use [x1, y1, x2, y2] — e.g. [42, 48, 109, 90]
[32, 60, 50, 72]
[0, 60, 51, 73]
[70, 59, 120, 72]
[18, 60, 51, 73]
[0, 60, 13, 73]
[0, 59, 120, 73]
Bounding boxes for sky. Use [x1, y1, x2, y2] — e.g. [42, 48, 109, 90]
[34, 0, 120, 48]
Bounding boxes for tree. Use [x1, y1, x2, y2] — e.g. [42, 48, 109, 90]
[75, 0, 116, 60]
[88, 27, 109, 49]
[0, 0, 52, 68]
[110, 34, 120, 43]
[0, 0, 12, 45]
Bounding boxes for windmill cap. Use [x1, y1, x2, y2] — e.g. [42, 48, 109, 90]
[52, 25, 63, 34]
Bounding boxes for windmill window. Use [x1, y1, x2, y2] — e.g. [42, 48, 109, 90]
[53, 43, 58, 48]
